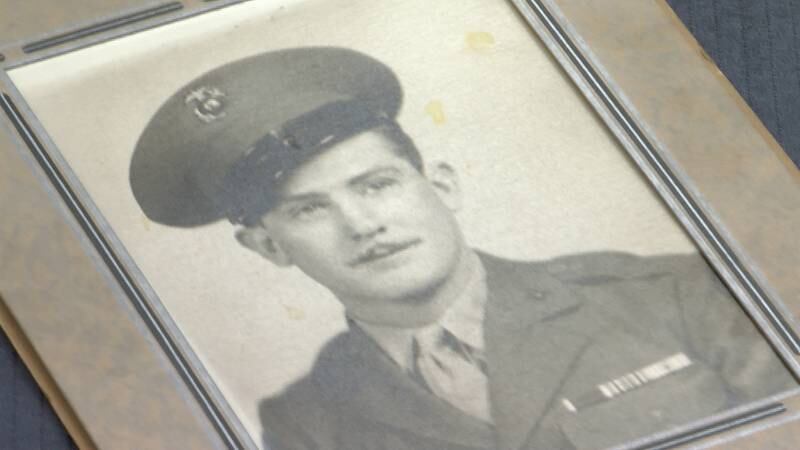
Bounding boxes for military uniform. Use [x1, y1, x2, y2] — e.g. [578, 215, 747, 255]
[127, 48, 795, 450]
[259, 251, 794, 450]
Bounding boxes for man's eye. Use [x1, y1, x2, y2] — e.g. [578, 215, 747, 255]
[362, 178, 399, 195]
[290, 202, 328, 220]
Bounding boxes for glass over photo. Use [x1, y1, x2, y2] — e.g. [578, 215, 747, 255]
[8, 0, 797, 448]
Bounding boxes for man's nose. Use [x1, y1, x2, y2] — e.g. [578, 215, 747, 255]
[337, 199, 386, 241]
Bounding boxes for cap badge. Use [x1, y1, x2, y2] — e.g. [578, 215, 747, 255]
[185, 86, 227, 123]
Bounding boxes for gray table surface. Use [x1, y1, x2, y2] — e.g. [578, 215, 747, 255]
[1, 0, 798, 448]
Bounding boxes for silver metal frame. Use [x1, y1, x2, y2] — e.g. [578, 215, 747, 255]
[1, 0, 798, 448]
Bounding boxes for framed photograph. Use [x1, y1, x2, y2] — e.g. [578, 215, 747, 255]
[1, 0, 799, 449]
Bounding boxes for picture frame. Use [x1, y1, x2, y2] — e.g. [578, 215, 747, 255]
[1, 1, 799, 449]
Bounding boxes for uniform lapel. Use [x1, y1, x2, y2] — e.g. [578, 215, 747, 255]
[313, 323, 494, 449]
[480, 254, 591, 450]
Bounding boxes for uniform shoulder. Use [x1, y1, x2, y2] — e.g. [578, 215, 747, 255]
[258, 332, 355, 450]
[258, 373, 339, 450]
[258, 330, 352, 410]
[259, 372, 317, 420]
[544, 251, 706, 285]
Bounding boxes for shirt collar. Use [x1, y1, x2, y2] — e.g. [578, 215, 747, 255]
[355, 251, 488, 371]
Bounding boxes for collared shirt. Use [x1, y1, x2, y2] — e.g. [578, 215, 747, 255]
[356, 251, 488, 373]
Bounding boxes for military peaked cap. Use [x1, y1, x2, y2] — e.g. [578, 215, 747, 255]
[130, 47, 403, 227]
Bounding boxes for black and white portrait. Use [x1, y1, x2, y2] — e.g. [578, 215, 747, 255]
[9, 0, 796, 448]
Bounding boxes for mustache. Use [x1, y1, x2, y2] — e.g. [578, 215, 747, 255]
[349, 239, 422, 266]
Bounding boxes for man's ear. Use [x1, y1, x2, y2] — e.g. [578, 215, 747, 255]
[235, 226, 293, 267]
[426, 161, 462, 211]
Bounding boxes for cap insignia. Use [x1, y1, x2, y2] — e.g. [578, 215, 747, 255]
[185, 86, 227, 124]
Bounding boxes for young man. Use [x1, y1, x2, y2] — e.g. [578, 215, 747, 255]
[131, 48, 794, 450]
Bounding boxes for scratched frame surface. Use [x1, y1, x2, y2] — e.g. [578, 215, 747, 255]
[1, 0, 799, 449]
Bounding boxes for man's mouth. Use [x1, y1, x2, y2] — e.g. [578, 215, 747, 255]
[350, 239, 422, 266]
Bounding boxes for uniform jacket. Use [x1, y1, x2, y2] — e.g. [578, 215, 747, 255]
[259, 252, 794, 450]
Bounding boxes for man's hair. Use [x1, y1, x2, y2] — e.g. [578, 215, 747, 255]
[220, 101, 423, 227]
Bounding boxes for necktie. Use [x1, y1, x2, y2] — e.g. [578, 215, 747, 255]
[412, 326, 492, 423]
